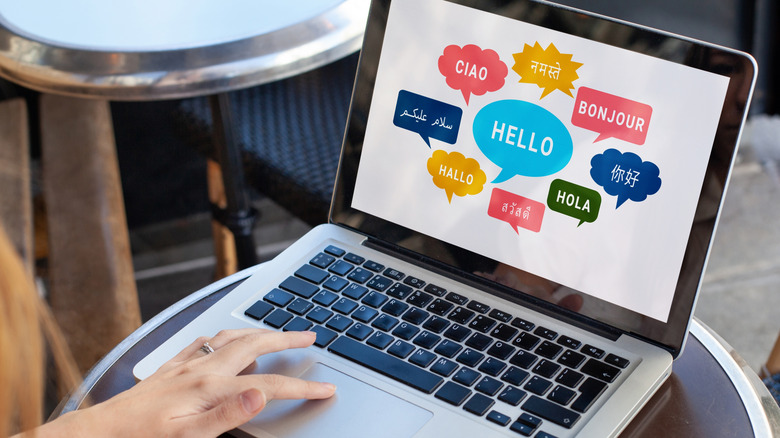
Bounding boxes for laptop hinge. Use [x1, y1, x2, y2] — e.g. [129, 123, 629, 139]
[362, 236, 624, 342]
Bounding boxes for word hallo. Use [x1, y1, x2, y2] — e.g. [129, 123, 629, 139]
[439, 164, 474, 185]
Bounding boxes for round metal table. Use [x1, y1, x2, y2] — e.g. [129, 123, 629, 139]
[0, 0, 370, 269]
[53, 266, 780, 437]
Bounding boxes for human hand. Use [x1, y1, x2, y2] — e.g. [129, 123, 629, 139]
[42, 329, 335, 438]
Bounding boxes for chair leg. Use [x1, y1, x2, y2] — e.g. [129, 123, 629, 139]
[39, 94, 141, 374]
[207, 158, 238, 279]
[0, 97, 33, 275]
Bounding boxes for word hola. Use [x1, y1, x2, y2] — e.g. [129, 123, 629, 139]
[556, 190, 591, 213]
[491, 121, 553, 156]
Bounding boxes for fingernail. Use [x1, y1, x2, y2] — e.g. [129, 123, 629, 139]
[241, 389, 264, 413]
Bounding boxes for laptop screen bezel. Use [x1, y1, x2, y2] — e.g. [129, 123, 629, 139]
[330, 0, 756, 357]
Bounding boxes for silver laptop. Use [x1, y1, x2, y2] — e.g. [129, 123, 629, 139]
[134, 0, 756, 436]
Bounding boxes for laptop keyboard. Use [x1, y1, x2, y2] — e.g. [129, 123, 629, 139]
[243, 245, 630, 436]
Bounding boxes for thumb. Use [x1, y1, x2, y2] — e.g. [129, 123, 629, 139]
[196, 389, 267, 436]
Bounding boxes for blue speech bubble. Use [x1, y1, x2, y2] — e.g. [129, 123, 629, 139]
[393, 90, 463, 147]
[590, 148, 662, 208]
[473, 100, 573, 183]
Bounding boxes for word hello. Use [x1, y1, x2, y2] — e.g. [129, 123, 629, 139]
[491, 121, 553, 155]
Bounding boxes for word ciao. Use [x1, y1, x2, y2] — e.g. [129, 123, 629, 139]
[455, 60, 488, 81]
[491, 121, 553, 156]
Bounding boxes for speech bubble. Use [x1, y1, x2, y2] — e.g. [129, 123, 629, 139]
[427, 150, 486, 203]
[393, 90, 463, 148]
[473, 99, 573, 183]
[512, 42, 583, 99]
[438, 44, 508, 105]
[590, 148, 662, 208]
[487, 187, 545, 233]
[547, 179, 602, 227]
[572, 87, 653, 145]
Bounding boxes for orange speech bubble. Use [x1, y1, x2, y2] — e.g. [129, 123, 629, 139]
[427, 150, 486, 203]
[512, 42, 583, 99]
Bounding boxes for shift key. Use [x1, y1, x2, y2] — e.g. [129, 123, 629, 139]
[522, 395, 580, 428]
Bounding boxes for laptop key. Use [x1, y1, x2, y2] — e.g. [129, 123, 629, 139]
[283, 317, 313, 332]
[344, 253, 365, 265]
[423, 315, 450, 333]
[502, 366, 530, 386]
[323, 245, 345, 257]
[456, 348, 485, 367]
[534, 326, 558, 340]
[466, 332, 493, 351]
[445, 292, 468, 305]
[427, 298, 454, 316]
[347, 268, 373, 283]
[524, 376, 553, 395]
[557, 335, 581, 350]
[372, 314, 399, 331]
[407, 290, 434, 308]
[488, 341, 516, 360]
[489, 309, 513, 323]
[555, 368, 584, 388]
[522, 396, 581, 429]
[533, 360, 561, 379]
[323, 276, 349, 292]
[387, 283, 413, 299]
[295, 264, 329, 284]
[581, 344, 605, 359]
[535, 341, 563, 360]
[448, 307, 475, 324]
[361, 291, 388, 308]
[413, 331, 441, 349]
[367, 275, 393, 292]
[264, 289, 294, 307]
[498, 386, 527, 406]
[264, 309, 293, 328]
[363, 260, 384, 272]
[513, 332, 541, 351]
[388, 340, 415, 358]
[393, 322, 421, 340]
[478, 357, 507, 377]
[310, 326, 337, 348]
[352, 305, 379, 323]
[431, 358, 458, 377]
[466, 300, 490, 314]
[434, 339, 462, 358]
[509, 421, 536, 436]
[491, 323, 519, 342]
[310, 253, 335, 269]
[435, 381, 471, 406]
[468, 315, 497, 333]
[463, 393, 494, 416]
[605, 353, 630, 368]
[244, 301, 273, 320]
[487, 410, 512, 426]
[346, 323, 373, 341]
[475, 376, 503, 396]
[548, 385, 577, 406]
[279, 277, 319, 299]
[571, 377, 608, 413]
[325, 315, 353, 332]
[383, 267, 405, 281]
[581, 359, 621, 383]
[328, 338, 445, 394]
[328, 260, 354, 276]
[409, 349, 437, 368]
[367, 332, 394, 349]
[332, 297, 359, 315]
[453, 367, 481, 386]
[557, 350, 586, 368]
[343, 283, 369, 300]
[287, 298, 313, 315]
[509, 350, 538, 369]
[518, 413, 542, 429]
[382, 299, 409, 316]
[312, 290, 338, 307]
[424, 283, 447, 296]
[444, 324, 472, 342]
[403, 276, 426, 289]
[306, 306, 333, 324]
[510, 316, 535, 332]
[402, 307, 429, 325]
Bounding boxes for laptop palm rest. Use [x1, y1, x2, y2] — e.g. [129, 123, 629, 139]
[241, 362, 432, 438]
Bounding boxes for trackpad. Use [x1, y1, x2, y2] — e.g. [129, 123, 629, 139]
[243, 363, 432, 438]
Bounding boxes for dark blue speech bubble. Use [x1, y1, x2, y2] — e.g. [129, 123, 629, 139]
[590, 148, 661, 208]
[393, 90, 463, 147]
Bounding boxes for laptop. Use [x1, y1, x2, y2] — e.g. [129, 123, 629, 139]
[134, 0, 756, 436]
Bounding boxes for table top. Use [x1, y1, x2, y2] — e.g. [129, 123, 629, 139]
[53, 266, 780, 437]
[0, 0, 369, 100]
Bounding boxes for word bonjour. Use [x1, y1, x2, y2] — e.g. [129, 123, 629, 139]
[576, 100, 646, 133]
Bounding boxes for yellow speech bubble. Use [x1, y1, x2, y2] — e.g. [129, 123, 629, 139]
[512, 42, 583, 99]
[427, 150, 486, 203]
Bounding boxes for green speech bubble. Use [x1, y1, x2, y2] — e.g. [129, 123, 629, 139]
[547, 179, 601, 226]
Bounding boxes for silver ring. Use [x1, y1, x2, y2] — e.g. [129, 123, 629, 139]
[199, 341, 214, 355]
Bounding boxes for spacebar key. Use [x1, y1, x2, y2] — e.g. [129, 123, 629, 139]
[329, 336, 443, 394]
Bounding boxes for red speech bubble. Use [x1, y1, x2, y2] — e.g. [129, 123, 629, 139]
[487, 188, 545, 234]
[572, 87, 653, 145]
[438, 44, 508, 105]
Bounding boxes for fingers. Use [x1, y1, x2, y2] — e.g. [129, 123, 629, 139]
[201, 330, 317, 376]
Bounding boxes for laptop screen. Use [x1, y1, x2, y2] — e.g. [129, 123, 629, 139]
[331, 0, 755, 354]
